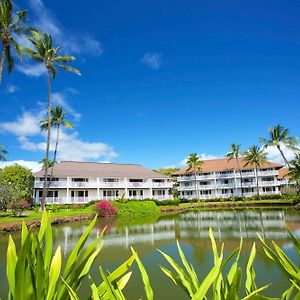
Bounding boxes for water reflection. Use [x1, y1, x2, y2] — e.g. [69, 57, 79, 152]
[55, 209, 300, 255]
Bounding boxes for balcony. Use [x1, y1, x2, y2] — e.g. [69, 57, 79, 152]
[34, 180, 67, 188]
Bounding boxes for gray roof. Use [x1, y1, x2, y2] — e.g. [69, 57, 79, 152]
[33, 161, 169, 179]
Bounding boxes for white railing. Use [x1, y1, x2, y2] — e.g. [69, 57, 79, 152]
[34, 181, 67, 188]
[128, 182, 149, 188]
[99, 181, 126, 188]
[151, 182, 173, 188]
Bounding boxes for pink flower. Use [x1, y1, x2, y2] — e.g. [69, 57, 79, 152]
[94, 200, 117, 217]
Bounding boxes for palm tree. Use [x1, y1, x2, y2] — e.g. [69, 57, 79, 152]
[39, 158, 55, 170]
[244, 146, 267, 197]
[287, 152, 300, 194]
[0, 144, 8, 161]
[0, 0, 27, 83]
[259, 124, 298, 168]
[40, 105, 73, 184]
[22, 30, 80, 211]
[226, 143, 244, 197]
[186, 153, 203, 199]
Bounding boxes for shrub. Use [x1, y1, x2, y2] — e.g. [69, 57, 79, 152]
[94, 200, 117, 217]
[113, 200, 160, 217]
[7, 199, 30, 216]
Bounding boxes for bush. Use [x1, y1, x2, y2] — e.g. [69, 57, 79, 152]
[7, 199, 30, 216]
[94, 200, 117, 217]
[113, 200, 160, 217]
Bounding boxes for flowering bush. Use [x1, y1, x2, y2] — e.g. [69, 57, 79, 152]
[94, 200, 117, 217]
[7, 199, 30, 216]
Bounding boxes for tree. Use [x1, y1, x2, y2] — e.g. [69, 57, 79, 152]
[243, 146, 267, 197]
[186, 153, 203, 199]
[287, 152, 300, 194]
[22, 30, 80, 211]
[40, 105, 73, 187]
[0, 0, 27, 83]
[39, 158, 55, 170]
[259, 124, 298, 168]
[0, 144, 8, 161]
[226, 143, 244, 197]
[0, 164, 34, 202]
[154, 167, 180, 177]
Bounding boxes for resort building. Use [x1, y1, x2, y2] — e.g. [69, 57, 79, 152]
[33, 161, 173, 204]
[174, 158, 289, 200]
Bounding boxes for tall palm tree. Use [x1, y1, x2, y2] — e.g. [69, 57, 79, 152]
[259, 124, 298, 168]
[0, 0, 27, 83]
[287, 152, 300, 194]
[39, 158, 55, 170]
[244, 146, 267, 197]
[226, 143, 244, 197]
[0, 144, 8, 161]
[22, 30, 80, 211]
[186, 153, 203, 199]
[40, 105, 73, 184]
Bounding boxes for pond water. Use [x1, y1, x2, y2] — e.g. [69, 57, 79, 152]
[1, 208, 300, 299]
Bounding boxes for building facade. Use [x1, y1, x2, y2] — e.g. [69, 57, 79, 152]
[34, 161, 173, 204]
[175, 158, 289, 199]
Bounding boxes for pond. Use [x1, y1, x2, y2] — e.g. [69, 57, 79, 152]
[1, 207, 300, 299]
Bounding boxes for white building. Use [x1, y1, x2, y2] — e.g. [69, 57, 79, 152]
[33, 161, 173, 204]
[174, 158, 289, 199]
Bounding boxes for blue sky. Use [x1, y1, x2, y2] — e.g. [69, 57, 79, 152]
[0, 0, 300, 171]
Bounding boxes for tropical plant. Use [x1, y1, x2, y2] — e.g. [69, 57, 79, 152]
[159, 228, 270, 299]
[0, 0, 27, 83]
[7, 198, 30, 216]
[226, 143, 244, 197]
[94, 200, 117, 217]
[154, 167, 180, 176]
[259, 124, 298, 168]
[244, 146, 267, 197]
[22, 30, 80, 211]
[287, 152, 300, 194]
[39, 158, 55, 170]
[40, 105, 73, 188]
[186, 153, 203, 199]
[0, 143, 8, 160]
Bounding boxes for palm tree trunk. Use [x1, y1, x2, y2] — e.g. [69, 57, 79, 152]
[236, 158, 244, 197]
[277, 145, 290, 168]
[0, 44, 6, 85]
[41, 68, 52, 211]
[46, 124, 60, 191]
[194, 171, 198, 201]
[255, 165, 260, 197]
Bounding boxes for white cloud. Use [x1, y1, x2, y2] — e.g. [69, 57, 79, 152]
[0, 111, 42, 136]
[179, 153, 220, 167]
[265, 143, 299, 165]
[0, 160, 42, 172]
[2, 110, 118, 162]
[141, 53, 162, 70]
[52, 91, 81, 121]
[16, 63, 46, 77]
[27, 0, 103, 56]
[6, 84, 19, 94]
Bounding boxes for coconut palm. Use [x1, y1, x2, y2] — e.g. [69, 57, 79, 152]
[226, 143, 244, 197]
[0, 144, 8, 161]
[40, 105, 73, 184]
[0, 0, 27, 83]
[39, 158, 55, 170]
[259, 124, 298, 168]
[244, 146, 267, 197]
[186, 153, 203, 199]
[287, 152, 300, 194]
[22, 30, 80, 211]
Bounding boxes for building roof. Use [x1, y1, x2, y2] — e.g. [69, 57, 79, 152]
[33, 161, 170, 179]
[173, 157, 283, 175]
[278, 168, 289, 179]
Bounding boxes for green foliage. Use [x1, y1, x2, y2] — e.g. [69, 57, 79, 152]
[154, 167, 180, 176]
[0, 164, 34, 202]
[113, 200, 160, 217]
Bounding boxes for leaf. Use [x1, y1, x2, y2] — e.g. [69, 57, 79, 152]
[46, 246, 62, 300]
[6, 235, 18, 298]
[132, 247, 153, 300]
[61, 277, 79, 300]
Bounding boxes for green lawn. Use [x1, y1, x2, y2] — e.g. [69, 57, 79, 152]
[0, 206, 95, 224]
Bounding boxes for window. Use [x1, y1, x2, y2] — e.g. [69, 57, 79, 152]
[72, 178, 88, 182]
[261, 177, 274, 182]
[152, 179, 164, 183]
[129, 179, 143, 182]
[103, 178, 119, 183]
[103, 190, 119, 197]
[39, 190, 58, 197]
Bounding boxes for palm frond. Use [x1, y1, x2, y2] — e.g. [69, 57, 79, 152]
[58, 64, 81, 75]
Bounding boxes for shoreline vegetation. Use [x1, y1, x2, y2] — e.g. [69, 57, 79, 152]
[0, 197, 297, 232]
